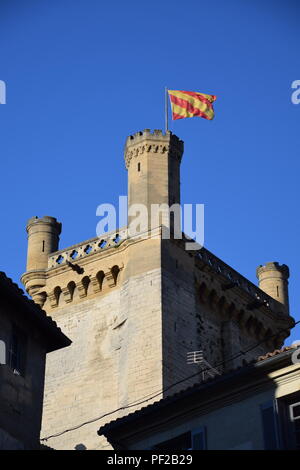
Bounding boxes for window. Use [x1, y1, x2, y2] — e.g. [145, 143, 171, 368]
[260, 400, 279, 449]
[277, 392, 300, 449]
[153, 432, 191, 451]
[191, 428, 207, 450]
[152, 427, 206, 450]
[137, 162, 141, 172]
[289, 401, 300, 449]
[8, 326, 27, 376]
[0, 339, 6, 364]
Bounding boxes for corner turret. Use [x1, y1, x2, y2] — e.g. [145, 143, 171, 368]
[256, 262, 290, 314]
[21, 216, 61, 306]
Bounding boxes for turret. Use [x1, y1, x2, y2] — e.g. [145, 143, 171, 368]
[25, 216, 61, 271]
[256, 262, 290, 314]
[124, 129, 184, 235]
[21, 216, 61, 307]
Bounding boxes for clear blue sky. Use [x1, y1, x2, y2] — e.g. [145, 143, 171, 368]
[0, 0, 299, 343]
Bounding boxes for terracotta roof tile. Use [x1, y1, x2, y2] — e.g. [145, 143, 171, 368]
[257, 346, 296, 362]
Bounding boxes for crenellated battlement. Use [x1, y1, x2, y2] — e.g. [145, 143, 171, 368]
[126, 128, 183, 142]
[27, 215, 62, 232]
[256, 262, 290, 279]
[256, 261, 290, 314]
[124, 129, 184, 169]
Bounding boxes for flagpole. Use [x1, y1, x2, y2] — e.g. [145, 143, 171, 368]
[165, 87, 169, 132]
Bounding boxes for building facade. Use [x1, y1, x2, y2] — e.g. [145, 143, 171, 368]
[21, 130, 295, 450]
[99, 347, 300, 450]
[0, 271, 70, 450]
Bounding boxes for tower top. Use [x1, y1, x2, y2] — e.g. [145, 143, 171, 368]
[256, 262, 289, 280]
[26, 215, 62, 234]
[124, 129, 184, 169]
[256, 261, 290, 315]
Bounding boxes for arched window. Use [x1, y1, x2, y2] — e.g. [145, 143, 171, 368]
[245, 316, 254, 333]
[54, 286, 62, 306]
[67, 281, 76, 301]
[111, 266, 120, 285]
[208, 289, 217, 308]
[96, 271, 105, 291]
[82, 276, 91, 296]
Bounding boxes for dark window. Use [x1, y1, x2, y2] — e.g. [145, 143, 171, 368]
[191, 428, 207, 450]
[260, 401, 279, 449]
[152, 428, 206, 450]
[0, 339, 6, 364]
[153, 432, 191, 451]
[290, 402, 300, 449]
[278, 392, 300, 449]
[137, 162, 141, 172]
[8, 326, 27, 376]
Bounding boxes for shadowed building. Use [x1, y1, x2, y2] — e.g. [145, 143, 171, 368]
[21, 130, 294, 449]
[0, 271, 70, 450]
[98, 347, 300, 450]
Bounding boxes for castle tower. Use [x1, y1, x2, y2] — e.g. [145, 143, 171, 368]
[125, 129, 183, 232]
[21, 130, 294, 450]
[21, 216, 61, 306]
[256, 262, 290, 314]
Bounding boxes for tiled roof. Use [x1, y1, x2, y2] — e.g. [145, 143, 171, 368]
[98, 345, 299, 437]
[0, 271, 71, 352]
[257, 346, 296, 361]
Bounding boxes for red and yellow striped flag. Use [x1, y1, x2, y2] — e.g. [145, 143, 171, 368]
[168, 90, 217, 121]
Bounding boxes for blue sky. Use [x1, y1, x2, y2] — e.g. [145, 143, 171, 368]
[0, 0, 299, 343]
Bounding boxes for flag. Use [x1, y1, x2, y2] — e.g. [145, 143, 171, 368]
[168, 90, 216, 121]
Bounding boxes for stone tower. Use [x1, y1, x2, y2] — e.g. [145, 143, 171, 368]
[256, 262, 290, 314]
[22, 216, 61, 307]
[125, 129, 183, 230]
[21, 130, 294, 450]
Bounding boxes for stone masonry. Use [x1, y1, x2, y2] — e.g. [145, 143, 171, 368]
[21, 130, 295, 450]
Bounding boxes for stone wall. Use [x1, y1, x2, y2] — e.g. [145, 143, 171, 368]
[40, 233, 293, 450]
[41, 262, 164, 450]
[0, 307, 47, 449]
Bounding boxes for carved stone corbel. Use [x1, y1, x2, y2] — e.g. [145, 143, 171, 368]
[90, 275, 102, 294]
[48, 292, 58, 308]
[76, 281, 87, 299]
[62, 286, 72, 303]
[105, 270, 116, 289]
